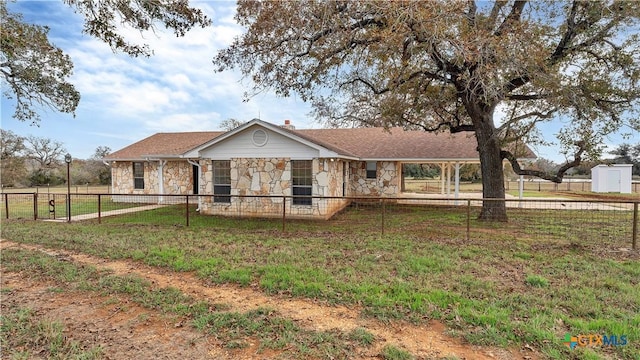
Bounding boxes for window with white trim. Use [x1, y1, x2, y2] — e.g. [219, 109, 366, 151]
[292, 160, 312, 206]
[213, 160, 231, 203]
[366, 161, 377, 179]
[133, 162, 144, 189]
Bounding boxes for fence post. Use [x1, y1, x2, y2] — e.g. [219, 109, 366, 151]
[98, 194, 102, 224]
[633, 202, 638, 251]
[282, 195, 286, 232]
[33, 193, 38, 220]
[466, 199, 471, 242]
[4, 193, 8, 219]
[186, 195, 190, 227]
[381, 198, 385, 235]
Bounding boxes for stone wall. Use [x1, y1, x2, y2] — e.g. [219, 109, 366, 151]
[110, 158, 359, 218]
[111, 161, 157, 194]
[200, 158, 349, 219]
[349, 161, 400, 196]
[163, 161, 193, 194]
[111, 160, 194, 204]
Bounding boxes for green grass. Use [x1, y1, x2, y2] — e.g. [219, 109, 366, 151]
[2, 202, 639, 359]
[524, 274, 550, 288]
[0, 307, 103, 360]
[1, 249, 374, 359]
[381, 344, 414, 360]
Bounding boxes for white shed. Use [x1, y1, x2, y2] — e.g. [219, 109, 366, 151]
[591, 164, 633, 193]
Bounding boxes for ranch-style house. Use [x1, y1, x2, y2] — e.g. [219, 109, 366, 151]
[103, 119, 535, 219]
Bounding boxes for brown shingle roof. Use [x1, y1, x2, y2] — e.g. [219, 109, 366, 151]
[297, 127, 483, 160]
[104, 132, 223, 160]
[104, 123, 535, 161]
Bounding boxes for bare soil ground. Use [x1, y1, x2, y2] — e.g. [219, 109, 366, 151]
[1, 240, 538, 360]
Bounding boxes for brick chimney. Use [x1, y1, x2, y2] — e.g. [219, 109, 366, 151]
[281, 119, 295, 130]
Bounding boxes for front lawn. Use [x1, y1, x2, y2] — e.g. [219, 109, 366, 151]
[2, 205, 638, 359]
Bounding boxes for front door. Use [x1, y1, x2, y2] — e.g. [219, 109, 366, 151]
[192, 164, 199, 194]
[607, 170, 621, 192]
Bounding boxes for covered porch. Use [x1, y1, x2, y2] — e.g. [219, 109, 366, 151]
[399, 160, 531, 200]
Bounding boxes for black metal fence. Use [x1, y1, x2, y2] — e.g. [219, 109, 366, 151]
[2, 193, 638, 250]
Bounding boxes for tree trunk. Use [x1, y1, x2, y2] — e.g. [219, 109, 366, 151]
[471, 109, 508, 221]
[477, 136, 508, 221]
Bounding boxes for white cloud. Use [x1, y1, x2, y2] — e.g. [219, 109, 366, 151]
[145, 112, 222, 132]
[1, 0, 315, 159]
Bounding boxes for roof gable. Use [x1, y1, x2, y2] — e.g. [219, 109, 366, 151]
[183, 119, 351, 159]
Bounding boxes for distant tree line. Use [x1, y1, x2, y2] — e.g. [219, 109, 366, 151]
[0, 129, 111, 187]
[403, 163, 482, 182]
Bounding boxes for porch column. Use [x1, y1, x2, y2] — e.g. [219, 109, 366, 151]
[158, 160, 166, 204]
[400, 163, 405, 192]
[446, 162, 451, 196]
[187, 159, 202, 211]
[103, 160, 113, 193]
[454, 162, 460, 203]
[519, 174, 524, 208]
[440, 162, 446, 195]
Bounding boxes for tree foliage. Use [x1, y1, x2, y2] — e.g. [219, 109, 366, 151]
[215, 0, 640, 220]
[1, 0, 80, 124]
[0, 129, 27, 186]
[90, 146, 113, 185]
[0, 134, 113, 187]
[610, 143, 640, 175]
[219, 118, 246, 131]
[1, 0, 211, 124]
[63, 0, 211, 57]
[24, 135, 67, 169]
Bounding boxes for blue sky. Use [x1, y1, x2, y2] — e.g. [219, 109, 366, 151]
[1, 1, 636, 162]
[1, 0, 315, 159]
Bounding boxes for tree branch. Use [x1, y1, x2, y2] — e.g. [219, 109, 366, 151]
[506, 93, 551, 101]
[494, 0, 527, 36]
[502, 141, 586, 183]
[488, 1, 508, 25]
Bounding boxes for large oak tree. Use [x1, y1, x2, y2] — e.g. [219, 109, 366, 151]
[1, 0, 210, 124]
[215, 0, 640, 220]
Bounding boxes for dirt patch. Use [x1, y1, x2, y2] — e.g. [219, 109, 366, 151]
[1, 240, 538, 359]
[2, 272, 232, 359]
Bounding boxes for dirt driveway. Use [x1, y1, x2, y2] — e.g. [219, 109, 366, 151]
[1, 240, 537, 359]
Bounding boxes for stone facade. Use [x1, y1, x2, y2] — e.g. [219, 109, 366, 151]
[349, 161, 400, 196]
[110, 158, 399, 218]
[111, 161, 194, 195]
[200, 158, 349, 219]
[110, 160, 194, 204]
[164, 161, 194, 194]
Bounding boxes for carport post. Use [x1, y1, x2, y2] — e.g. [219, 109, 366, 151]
[633, 202, 638, 250]
[454, 163, 460, 204]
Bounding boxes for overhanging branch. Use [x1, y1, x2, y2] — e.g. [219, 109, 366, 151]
[501, 141, 586, 183]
